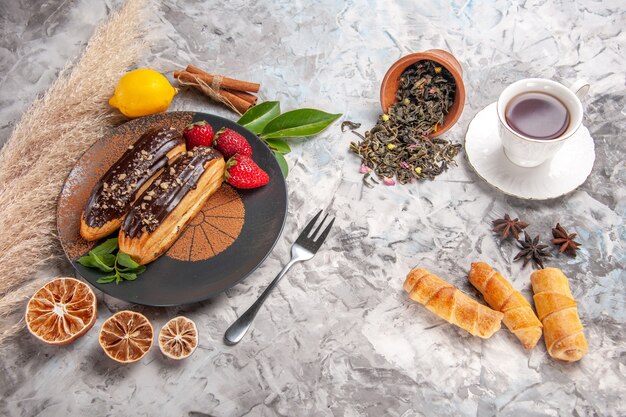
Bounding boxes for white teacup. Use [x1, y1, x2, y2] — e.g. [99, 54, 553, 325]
[496, 78, 589, 167]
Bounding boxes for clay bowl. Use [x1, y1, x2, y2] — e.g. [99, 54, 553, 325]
[380, 49, 466, 138]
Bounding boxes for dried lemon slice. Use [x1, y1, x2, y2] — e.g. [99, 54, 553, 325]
[25, 277, 97, 345]
[158, 316, 198, 360]
[99, 310, 153, 363]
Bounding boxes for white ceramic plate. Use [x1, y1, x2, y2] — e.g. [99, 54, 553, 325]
[465, 102, 595, 200]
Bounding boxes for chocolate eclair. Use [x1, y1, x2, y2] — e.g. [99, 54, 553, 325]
[119, 147, 226, 265]
[80, 127, 186, 241]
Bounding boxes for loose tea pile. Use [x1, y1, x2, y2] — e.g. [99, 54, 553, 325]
[350, 60, 461, 185]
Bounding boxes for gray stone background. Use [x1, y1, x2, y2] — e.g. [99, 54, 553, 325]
[1, 0, 624, 416]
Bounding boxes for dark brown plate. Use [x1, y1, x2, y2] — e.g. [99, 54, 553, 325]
[57, 112, 288, 306]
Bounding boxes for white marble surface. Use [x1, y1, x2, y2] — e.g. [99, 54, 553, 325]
[1, 0, 625, 416]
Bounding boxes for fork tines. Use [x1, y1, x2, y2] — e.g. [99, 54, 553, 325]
[296, 209, 335, 247]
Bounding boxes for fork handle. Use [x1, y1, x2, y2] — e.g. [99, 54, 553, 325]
[224, 259, 299, 345]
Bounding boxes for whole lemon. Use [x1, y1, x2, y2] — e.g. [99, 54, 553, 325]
[109, 68, 177, 118]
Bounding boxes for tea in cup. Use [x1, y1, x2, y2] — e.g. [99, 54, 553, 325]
[496, 78, 589, 167]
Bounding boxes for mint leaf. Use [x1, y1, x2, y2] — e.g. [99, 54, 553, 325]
[90, 238, 119, 256]
[77, 241, 146, 284]
[96, 275, 117, 284]
[91, 253, 116, 267]
[237, 101, 281, 135]
[90, 253, 115, 272]
[117, 252, 140, 269]
[131, 265, 147, 275]
[260, 109, 341, 139]
[119, 272, 138, 281]
[77, 255, 99, 268]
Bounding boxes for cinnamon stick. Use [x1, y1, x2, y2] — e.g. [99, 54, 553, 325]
[185, 65, 260, 93]
[224, 89, 257, 105]
[174, 71, 252, 114]
[219, 89, 253, 113]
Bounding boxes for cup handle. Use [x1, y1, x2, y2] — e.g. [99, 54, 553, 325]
[569, 79, 590, 100]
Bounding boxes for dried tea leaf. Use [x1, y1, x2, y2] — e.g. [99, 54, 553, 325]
[349, 60, 460, 185]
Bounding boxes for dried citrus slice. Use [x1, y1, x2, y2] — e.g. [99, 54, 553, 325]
[25, 277, 97, 345]
[158, 316, 198, 360]
[99, 310, 153, 363]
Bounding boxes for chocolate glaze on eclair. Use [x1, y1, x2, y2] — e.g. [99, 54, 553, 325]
[83, 127, 185, 230]
[119, 146, 226, 264]
[122, 147, 224, 239]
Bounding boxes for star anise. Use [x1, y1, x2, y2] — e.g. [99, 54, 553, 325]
[551, 223, 581, 257]
[514, 232, 551, 269]
[492, 213, 529, 240]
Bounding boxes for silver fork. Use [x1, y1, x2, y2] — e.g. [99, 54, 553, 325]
[224, 210, 335, 345]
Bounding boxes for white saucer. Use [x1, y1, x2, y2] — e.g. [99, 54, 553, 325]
[465, 102, 595, 200]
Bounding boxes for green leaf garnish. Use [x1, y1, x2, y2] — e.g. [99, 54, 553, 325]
[260, 109, 341, 139]
[77, 255, 99, 268]
[237, 102, 340, 178]
[96, 275, 117, 284]
[265, 138, 291, 154]
[94, 253, 116, 267]
[237, 101, 281, 134]
[89, 238, 118, 256]
[89, 253, 115, 272]
[117, 252, 140, 269]
[133, 265, 147, 275]
[78, 240, 146, 284]
[273, 150, 289, 177]
[118, 272, 138, 281]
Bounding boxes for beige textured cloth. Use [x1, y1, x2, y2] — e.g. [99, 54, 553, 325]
[0, 0, 148, 345]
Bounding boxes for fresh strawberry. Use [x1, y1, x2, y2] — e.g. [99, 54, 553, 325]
[214, 128, 252, 159]
[183, 121, 214, 149]
[225, 155, 269, 189]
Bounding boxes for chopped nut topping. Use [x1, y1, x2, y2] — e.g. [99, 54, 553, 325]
[118, 173, 127, 180]
[144, 195, 152, 201]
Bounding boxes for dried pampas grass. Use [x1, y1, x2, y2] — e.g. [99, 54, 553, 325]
[0, 0, 148, 346]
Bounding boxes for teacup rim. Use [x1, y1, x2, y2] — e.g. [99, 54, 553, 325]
[496, 78, 583, 144]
